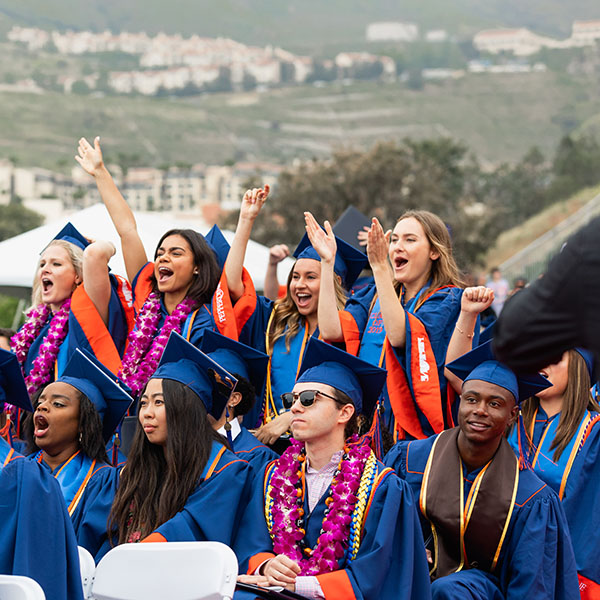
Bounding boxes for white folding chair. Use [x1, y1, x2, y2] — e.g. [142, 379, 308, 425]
[91, 541, 238, 600]
[0, 575, 45, 600]
[78, 545, 96, 599]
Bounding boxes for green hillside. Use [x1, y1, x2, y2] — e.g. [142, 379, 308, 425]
[1, 70, 598, 170]
[0, 0, 598, 48]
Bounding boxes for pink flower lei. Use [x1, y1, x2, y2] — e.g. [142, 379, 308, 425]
[268, 435, 371, 575]
[11, 299, 71, 397]
[119, 292, 195, 397]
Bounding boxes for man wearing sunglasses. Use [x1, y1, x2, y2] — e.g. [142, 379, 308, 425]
[235, 338, 431, 600]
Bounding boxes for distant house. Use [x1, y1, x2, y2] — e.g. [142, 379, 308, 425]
[571, 20, 600, 44]
[473, 28, 560, 56]
[366, 22, 418, 43]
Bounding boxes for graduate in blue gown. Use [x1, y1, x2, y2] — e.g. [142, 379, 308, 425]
[0, 348, 33, 455]
[507, 347, 600, 597]
[225, 188, 367, 448]
[235, 338, 432, 600]
[24, 349, 132, 515]
[72, 332, 254, 562]
[10, 223, 132, 439]
[200, 330, 278, 471]
[385, 340, 580, 599]
[308, 211, 467, 442]
[0, 437, 83, 600]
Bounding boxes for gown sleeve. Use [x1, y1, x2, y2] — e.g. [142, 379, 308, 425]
[315, 470, 432, 600]
[498, 483, 579, 600]
[0, 458, 84, 600]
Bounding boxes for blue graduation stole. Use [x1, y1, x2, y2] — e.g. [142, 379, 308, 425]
[35, 450, 98, 515]
[528, 410, 594, 500]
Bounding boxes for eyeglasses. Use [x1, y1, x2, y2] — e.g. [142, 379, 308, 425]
[280, 389, 338, 409]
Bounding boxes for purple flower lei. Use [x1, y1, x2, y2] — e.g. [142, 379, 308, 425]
[269, 435, 371, 575]
[119, 293, 195, 396]
[11, 299, 71, 397]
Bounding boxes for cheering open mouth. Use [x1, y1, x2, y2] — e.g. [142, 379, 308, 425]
[34, 414, 50, 438]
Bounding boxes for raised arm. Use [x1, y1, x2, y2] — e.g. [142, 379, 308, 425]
[444, 286, 494, 393]
[82, 239, 117, 325]
[76, 137, 147, 282]
[263, 244, 289, 301]
[367, 218, 406, 347]
[226, 186, 269, 302]
[304, 211, 343, 341]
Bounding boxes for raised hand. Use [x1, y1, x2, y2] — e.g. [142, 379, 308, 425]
[269, 244, 290, 265]
[461, 286, 495, 314]
[366, 217, 390, 269]
[304, 211, 336, 263]
[240, 185, 270, 222]
[75, 136, 104, 176]
[357, 225, 370, 247]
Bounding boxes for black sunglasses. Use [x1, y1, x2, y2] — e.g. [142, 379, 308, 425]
[281, 389, 338, 409]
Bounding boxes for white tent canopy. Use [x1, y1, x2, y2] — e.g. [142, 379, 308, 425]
[0, 204, 294, 299]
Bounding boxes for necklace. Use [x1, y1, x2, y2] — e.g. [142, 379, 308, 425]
[267, 435, 374, 575]
[11, 299, 71, 396]
[119, 293, 195, 396]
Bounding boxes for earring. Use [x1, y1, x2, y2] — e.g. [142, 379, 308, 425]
[78, 432, 83, 443]
[194, 269, 199, 275]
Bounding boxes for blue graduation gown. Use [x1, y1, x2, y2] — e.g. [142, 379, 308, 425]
[0, 436, 21, 467]
[72, 441, 253, 562]
[385, 435, 580, 599]
[341, 283, 464, 438]
[508, 408, 600, 594]
[232, 426, 278, 474]
[31, 450, 112, 516]
[235, 454, 432, 600]
[0, 447, 83, 600]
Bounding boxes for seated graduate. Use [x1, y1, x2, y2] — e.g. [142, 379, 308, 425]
[24, 348, 133, 515]
[507, 348, 600, 598]
[0, 348, 33, 454]
[385, 340, 580, 600]
[72, 332, 253, 562]
[236, 337, 432, 600]
[200, 330, 278, 471]
[0, 438, 84, 600]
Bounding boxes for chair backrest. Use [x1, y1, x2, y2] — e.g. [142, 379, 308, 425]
[91, 542, 238, 600]
[0, 575, 46, 600]
[78, 546, 96, 599]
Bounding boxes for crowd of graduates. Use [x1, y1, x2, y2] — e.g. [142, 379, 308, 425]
[1, 135, 598, 600]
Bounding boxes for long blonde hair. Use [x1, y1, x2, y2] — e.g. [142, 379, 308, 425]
[393, 210, 464, 310]
[31, 240, 83, 307]
[267, 261, 347, 353]
[521, 350, 600, 461]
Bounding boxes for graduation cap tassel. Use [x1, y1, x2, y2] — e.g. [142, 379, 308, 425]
[224, 406, 233, 448]
[362, 401, 384, 460]
[516, 413, 533, 471]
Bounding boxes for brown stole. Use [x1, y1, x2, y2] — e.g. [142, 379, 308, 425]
[420, 428, 519, 579]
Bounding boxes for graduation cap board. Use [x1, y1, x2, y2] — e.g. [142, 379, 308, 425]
[0, 348, 33, 412]
[47, 223, 90, 252]
[296, 337, 386, 417]
[204, 224, 230, 271]
[200, 329, 269, 400]
[153, 332, 238, 419]
[332, 206, 371, 253]
[57, 348, 133, 442]
[446, 340, 551, 404]
[293, 231, 368, 291]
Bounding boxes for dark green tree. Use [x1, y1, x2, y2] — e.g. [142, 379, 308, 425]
[0, 203, 44, 242]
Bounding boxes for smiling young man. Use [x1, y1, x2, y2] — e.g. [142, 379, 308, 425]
[235, 338, 432, 600]
[385, 341, 580, 600]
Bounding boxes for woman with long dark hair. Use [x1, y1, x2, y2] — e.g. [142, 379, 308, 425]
[225, 189, 367, 445]
[24, 349, 132, 515]
[76, 137, 233, 398]
[72, 332, 253, 561]
[508, 348, 600, 593]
